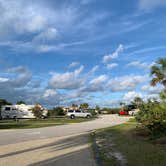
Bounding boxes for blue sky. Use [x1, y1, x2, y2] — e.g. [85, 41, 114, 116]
[0, 0, 165, 107]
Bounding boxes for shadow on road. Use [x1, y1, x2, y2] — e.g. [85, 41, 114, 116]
[0, 134, 96, 166]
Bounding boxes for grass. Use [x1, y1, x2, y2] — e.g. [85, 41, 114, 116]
[91, 119, 166, 166]
[0, 117, 95, 129]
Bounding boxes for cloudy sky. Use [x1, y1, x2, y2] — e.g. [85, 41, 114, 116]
[0, 0, 165, 107]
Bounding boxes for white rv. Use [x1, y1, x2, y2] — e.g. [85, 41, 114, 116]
[1, 104, 47, 119]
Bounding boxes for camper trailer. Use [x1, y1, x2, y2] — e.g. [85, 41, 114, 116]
[1, 104, 47, 119]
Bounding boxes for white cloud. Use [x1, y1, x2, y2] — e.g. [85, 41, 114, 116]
[106, 63, 118, 69]
[107, 75, 148, 92]
[0, 77, 9, 82]
[90, 75, 108, 85]
[33, 27, 58, 42]
[2, 66, 31, 88]
[0, 0, 77, 41]
[7, 66, 27, 73]
[139, 0, 166, 11]
[43, 89, 58, 99]
[141, 85, 162, 94]
[69, 62, 80, 68]
[0, 1, 46, 36]
[102, 44, 124, 63]
[123, 91, 142, 102]
[81, 75, 108, 92]
[0, 65, 35, 104]
[90, 65, 99, 73]
[49, 66, 85, 90]
[127, 61, 155, 70]
[126, 61, 147, 69]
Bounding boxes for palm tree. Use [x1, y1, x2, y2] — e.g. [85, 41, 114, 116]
[150, 58, 166, 87]
[80, 103, 89, 110]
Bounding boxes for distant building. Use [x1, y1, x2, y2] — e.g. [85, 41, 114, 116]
[62, 106, 80, 112]
[1, 104, 47, 119]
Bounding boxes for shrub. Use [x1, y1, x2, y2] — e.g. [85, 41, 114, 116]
[32, 105, 44, 119]
[47, 107, 65, 117]
[136, 100, 166, 138]
[87, 109, 97, 116]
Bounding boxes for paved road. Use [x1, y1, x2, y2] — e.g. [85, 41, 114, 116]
[0, 115, 130, 166]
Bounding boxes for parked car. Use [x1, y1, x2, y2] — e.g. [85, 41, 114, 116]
[66, 110, 92, 119]
[119, 105, 139, 116]
[128, 109, 140, 116]
[119, 110, 129, 115]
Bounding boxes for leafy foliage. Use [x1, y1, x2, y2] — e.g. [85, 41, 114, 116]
[32, 105, 44, 119]
[47, 107, 65, 117]
[131, 97, 144, 108]
[16, 101, 26, 105]
[80, 103, 89, 109]
[135, 58, 166, 138]
[0, 99, 12, 106]
[135, 100, 166, 138]
[150, 58, 166, 87]
[101, 108, 121, 114]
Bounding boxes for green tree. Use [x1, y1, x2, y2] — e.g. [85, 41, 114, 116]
[135, 58, 166, 137]
[32, 104, 44, 119]
[80, 103, 89, 109]
[16, 101, 26, 105]
[150, 58, 166, 87]
[47, 107, 65, 117]
[95, 105, 100, 110]
[131, 97, 144, 109]
[160, 88, 166, 99]
[120, 102, 125, 106]
[71, 104, 78, 107]
[0, 99, 12, 106]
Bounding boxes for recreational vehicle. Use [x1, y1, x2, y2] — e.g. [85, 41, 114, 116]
[1, 104, 47, 119]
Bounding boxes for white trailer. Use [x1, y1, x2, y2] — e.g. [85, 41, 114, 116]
[1, 104, 47, 119]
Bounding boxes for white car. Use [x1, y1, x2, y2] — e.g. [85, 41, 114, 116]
[66, 110, 92, 119]
[128, 109, 140, 116]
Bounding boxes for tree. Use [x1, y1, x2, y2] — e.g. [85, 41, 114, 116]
[71, 104, 78, 107]
[131, 97, 144, 108]
[16, 101, 26, 105]
[135, 58, 166, 137]
[80, 103, 89, 109]
[0, 98, 12, 108]
[32, 104, 44, 119]
[95, 105, 100, 110]
[150, 58, 166, 87]
[47, 107, 65, 117]
[160, 88, 166, 99]
[120, 102, 125, 106]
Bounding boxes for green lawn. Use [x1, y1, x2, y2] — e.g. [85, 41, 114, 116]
[0, 117, 95, 129]
[91, 119, 166, 166]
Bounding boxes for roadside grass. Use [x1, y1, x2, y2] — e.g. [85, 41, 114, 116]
[0, 117, 95, 129]
[91, 119, 166, 166]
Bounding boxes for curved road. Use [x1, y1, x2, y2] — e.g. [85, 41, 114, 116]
[0, 115, 130, 166]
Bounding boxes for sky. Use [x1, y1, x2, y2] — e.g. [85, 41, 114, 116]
[0, 0, 166, 108]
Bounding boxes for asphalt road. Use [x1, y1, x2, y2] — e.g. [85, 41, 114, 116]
[0, 114, 130, 146]
[0, 115, 130, 166]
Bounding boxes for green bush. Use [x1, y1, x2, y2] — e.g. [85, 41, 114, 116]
[87, 109, 97, 116]
[101, 108, 120, 114]
[32, 105, 44, 119]
[136, 100, 166, 138]
[47, 107, 65, 117]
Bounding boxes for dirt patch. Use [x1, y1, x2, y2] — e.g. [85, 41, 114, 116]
[95, 135, 127, 166]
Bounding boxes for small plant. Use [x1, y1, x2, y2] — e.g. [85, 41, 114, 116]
[32, 104, 44, 119]
[135, 58, 166, 138]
